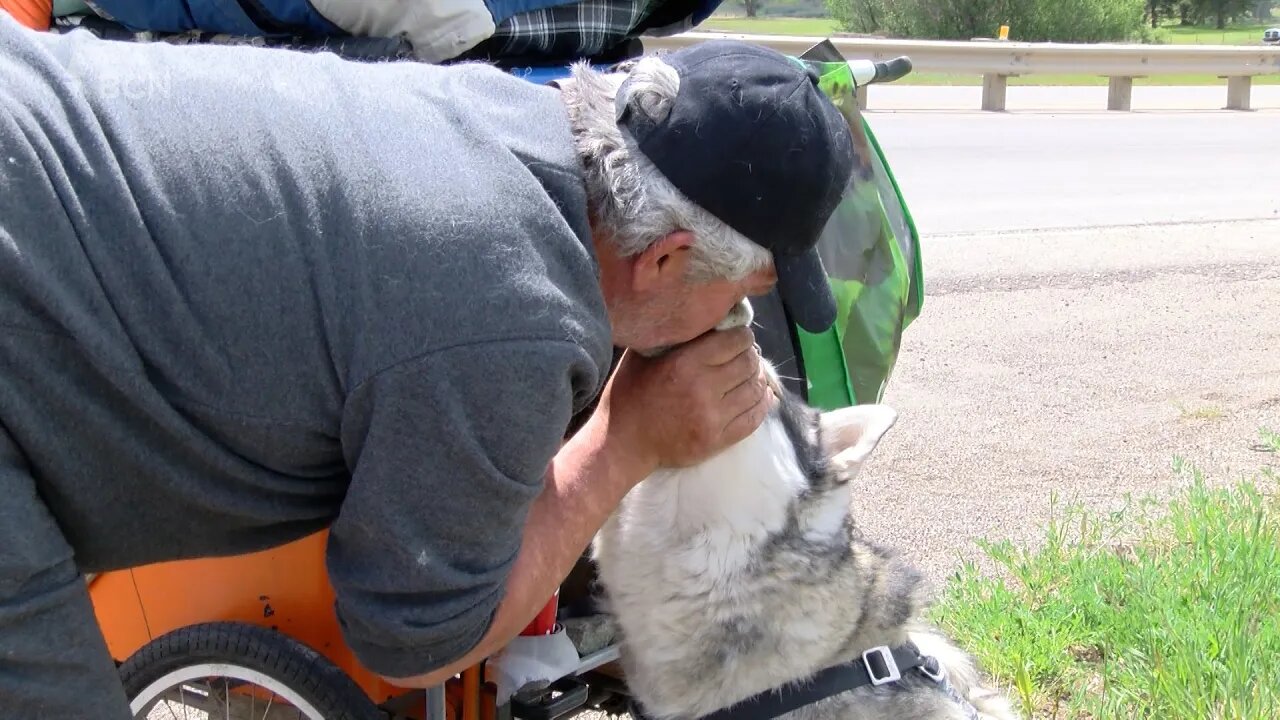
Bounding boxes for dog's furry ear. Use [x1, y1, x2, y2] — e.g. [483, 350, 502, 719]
[819, 404, 898, 478]
[614, 56, 680, 125]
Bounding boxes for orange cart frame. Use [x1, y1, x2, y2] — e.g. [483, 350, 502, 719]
[87, 529, 572, 720]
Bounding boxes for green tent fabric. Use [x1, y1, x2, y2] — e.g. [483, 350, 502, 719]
[792, 56, 924, 409]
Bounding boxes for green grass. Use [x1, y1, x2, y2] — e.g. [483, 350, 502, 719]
[1260, 428, 1280, 454]
[1154, 23, 1277, 46]
[929, 455, 1280, 718]
[1175, 402, 1227, 421]
[699, 16, 840, 35]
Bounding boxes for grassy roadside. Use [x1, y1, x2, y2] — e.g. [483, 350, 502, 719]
[699, 16, 842, 35]
[928, 430, 1280, 719]
[696, 18, 1280, 86]
[1157, 23, 1277, 45]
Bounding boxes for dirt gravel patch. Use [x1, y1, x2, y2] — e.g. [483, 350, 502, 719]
[856, 218, 1280, 588]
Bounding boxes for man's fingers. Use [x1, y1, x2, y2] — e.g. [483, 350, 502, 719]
[610, 322, 773, 470]
[720, 384, 774, 447]
[682, 326, 754, 367]
[712, 348, 760, 398]
[719, 370, 767, 420]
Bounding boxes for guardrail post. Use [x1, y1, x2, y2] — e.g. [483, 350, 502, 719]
[982, 74, 1008, 111]
[1107, 76, 1133, 111]
[1226, 76, 1252, 110]
[856, 84, 868, 111]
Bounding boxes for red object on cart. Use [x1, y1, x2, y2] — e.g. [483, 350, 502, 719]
[520, 592, 559, 636]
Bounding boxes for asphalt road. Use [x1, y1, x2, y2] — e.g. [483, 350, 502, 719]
[864, 108, 1280, 236]
[866, 85, 1280, 114]
[842, 107, 1280, 589]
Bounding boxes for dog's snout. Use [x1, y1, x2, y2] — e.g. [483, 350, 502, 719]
[715, 299, 755, 332]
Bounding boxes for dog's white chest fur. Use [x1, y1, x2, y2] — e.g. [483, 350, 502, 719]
[592, 413, 853, 718]
[618, 415, 802, 566]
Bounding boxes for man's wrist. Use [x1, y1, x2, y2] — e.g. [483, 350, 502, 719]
[576, 400, 658, 491]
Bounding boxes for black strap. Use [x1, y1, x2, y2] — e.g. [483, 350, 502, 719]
[630, 643, 936, 720]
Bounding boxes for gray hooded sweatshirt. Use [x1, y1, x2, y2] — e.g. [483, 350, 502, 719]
[0, 13, 611, 679]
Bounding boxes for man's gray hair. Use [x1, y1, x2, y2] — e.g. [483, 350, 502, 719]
[559, 57, 772, 281]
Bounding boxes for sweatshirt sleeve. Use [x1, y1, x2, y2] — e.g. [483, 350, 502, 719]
[329, 338, 603, 678]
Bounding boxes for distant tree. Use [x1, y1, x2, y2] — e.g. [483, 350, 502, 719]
[824, 0, 884, 33]
[827, 0, 1146, 41]
[740, 0, 762, 17]
[1149, 0, 1183, 27]
[1180, 0, 1198, 23]
[1189, 0, 1251, 27]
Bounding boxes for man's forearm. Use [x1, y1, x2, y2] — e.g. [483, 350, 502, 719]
[383, 403, 653, 688]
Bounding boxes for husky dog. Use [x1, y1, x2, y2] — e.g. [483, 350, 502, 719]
[591, 301, 1017, 720]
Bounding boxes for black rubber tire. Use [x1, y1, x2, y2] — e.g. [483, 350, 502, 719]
[119, 621, 387, 720]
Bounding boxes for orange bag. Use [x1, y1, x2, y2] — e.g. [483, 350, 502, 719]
[1, 0, 52, 30]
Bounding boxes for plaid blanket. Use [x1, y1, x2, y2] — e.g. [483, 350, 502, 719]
[463, 0, 657, 64]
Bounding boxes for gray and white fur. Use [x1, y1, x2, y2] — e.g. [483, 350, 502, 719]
[592, 301, 1018, 720]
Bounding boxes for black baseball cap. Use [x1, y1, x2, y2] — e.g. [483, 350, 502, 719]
[616, 40, 855, 333]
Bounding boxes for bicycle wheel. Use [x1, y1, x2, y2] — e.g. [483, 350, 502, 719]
[119, 621, 386, 720]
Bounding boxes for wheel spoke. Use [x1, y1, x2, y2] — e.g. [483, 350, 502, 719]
[137, 675, 323, 720]
[202, 680, 224, 718]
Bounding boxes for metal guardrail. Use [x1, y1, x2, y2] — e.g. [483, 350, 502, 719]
[644, 32, 1280, 111]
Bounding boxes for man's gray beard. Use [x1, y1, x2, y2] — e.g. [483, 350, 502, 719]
[610, 296, 681, 359]
[633, 298, 753, 359]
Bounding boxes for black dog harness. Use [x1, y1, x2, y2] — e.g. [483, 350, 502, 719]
[628, 641, 980, 720]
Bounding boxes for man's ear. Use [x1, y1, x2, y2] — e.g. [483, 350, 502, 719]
[819, 404, 898, 478]
[631, 230, 695, 294]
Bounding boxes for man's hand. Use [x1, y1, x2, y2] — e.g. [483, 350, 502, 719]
[604, 326, 775, 472]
